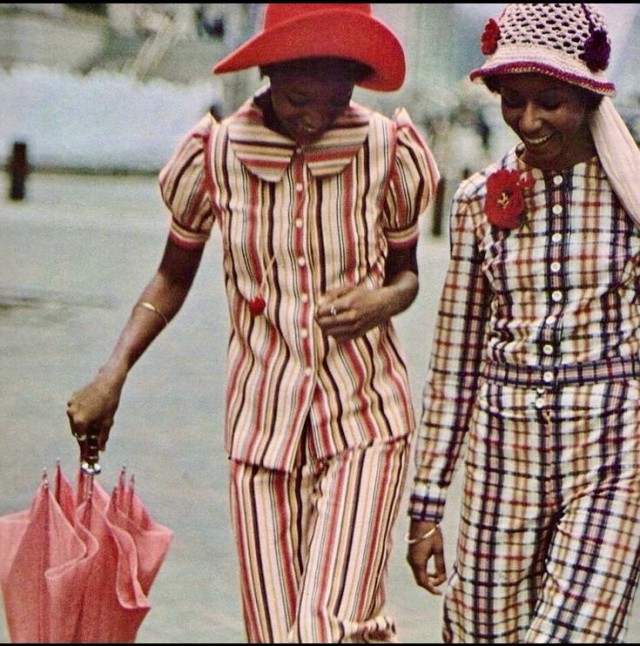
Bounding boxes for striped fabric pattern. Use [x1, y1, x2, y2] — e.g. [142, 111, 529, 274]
[229, 436, 410, 642]
[159, 89, 439, 473]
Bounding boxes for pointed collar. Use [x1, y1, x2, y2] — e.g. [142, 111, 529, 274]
[226, 88, 371, 182]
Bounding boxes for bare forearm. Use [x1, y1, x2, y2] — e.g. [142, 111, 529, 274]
[382, 241, 419, 317]
[67, 240, 204, 455]
[98, 274, 191, 382]
[380, 268, 419, 318]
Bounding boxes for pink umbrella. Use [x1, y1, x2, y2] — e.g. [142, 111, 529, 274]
[0, 462, 172, 643]
[0, 467, 93, 642]
[107, 468, 174, 597]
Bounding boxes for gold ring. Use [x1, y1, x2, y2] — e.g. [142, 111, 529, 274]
[330, 305, 337, 316]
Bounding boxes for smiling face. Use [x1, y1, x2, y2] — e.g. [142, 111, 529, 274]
[496, 73, 599, 171]
[263, 58, 361, 146]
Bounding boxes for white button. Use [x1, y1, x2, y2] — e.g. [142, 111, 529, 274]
[301, 328, 309, 339]
[550, 261, 561, 272]
[535, 397, 545, 409]
[552, 204, 563, 215]
[543, 344, 554, 355]
[301, 293, 309, 303]
[297, 256, 306, 267]
[552, 290, 562, 302]
[552, 232, 562, 243]
[304, 367, 312, 377]
[553, 175, 563, 186]
[546, 315, 557, 325]
[543, 371, 554, 383]
[295, 183, 304, 192]
[295, 218, 303, 228]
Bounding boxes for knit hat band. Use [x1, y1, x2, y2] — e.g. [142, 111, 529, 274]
[470, 43, 616, 97]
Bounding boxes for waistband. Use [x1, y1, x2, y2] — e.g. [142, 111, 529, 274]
[484, 356, 640, 387]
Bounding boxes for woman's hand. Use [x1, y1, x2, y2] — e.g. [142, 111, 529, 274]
[66, 368, 125, 463]
[316, 282, 389, 341]
[406, 519, 447, 595]
[316, 244, 419, 341]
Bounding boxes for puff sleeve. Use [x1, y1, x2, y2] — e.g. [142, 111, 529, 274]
[383, 108, 440, 249]
[159, 114, 216, 250]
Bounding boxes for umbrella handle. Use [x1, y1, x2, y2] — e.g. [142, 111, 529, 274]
[80, 434, 102, 475]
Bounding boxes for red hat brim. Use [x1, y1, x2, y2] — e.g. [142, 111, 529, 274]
[213, 8, 405, 92]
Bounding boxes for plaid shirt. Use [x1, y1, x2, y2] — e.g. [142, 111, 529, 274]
[410, 146, 640, 522]
[159, 88, 439, 472]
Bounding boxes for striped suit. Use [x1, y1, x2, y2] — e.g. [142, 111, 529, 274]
[159, 87, 439, 641]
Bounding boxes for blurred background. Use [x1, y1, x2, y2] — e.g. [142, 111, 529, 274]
[2, 3, 638, 176]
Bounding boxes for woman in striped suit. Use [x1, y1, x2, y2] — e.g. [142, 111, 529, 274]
[67, 4, 440, 642]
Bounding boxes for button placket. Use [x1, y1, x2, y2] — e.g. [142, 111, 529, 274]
[547, 173, 567, 312]
[533, 386, 553, 424]
[291, 156, 314, 370]
[540, 172, 568, 368]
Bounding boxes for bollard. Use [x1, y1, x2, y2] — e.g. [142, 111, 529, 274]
[8, 141, 29, 201]
[431, 177, 446, 237]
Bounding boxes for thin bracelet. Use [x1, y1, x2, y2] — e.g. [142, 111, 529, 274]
[135, 301, 169, 327]
[404, 524, 439, 545]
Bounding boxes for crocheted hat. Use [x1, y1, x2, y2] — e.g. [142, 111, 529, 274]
[470, 3, 616, 97]
[213, 4, 405, 92]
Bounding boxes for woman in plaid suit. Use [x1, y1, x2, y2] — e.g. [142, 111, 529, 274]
[406, 3, 640, 643]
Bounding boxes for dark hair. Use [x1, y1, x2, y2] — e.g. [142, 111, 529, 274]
[484, 75, 603, 111]
[261, 57, 373, 84]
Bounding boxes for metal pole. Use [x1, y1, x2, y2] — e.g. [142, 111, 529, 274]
[8, 141, 28, 201]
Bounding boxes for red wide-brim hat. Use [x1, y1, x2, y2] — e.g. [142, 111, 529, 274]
[213, 3, 406, 92]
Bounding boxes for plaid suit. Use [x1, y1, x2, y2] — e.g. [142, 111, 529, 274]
[410, 149, 640, 642]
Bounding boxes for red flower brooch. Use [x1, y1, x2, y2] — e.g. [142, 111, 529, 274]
[480, 18, 500, 55]
[485, 169, 534, 230]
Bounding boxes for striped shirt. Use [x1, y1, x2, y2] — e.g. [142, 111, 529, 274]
[159, 88, 439, 472]
[409, 146, 640, 521]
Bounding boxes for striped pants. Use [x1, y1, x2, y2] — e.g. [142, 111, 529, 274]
[229, 436, 409, 643]
[444, 374, 640, 643]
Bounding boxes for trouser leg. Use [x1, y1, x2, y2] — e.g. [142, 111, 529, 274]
[526, 384, 640, 643]
[229, 460, 305, 642]
[229, 438, 409, 643]
[290, 438, 409, 643]
[444, 382, 640, 643]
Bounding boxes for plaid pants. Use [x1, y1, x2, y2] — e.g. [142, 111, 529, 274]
[229, 436, 409, 643]
[445, 367, 640, 643]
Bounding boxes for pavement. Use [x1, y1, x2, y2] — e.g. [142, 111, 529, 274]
[1, 172, 640, 643]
